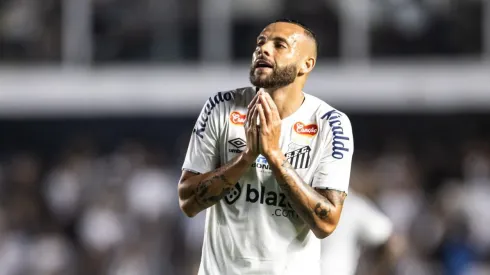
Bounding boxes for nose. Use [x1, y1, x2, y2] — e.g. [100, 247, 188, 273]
[256, 41, 272, 58]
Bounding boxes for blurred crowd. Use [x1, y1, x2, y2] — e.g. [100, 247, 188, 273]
[0, 115, 488, 275]
[0, 0, 484, 62]
[0, 139, 182, 275]
[1, 0, 490, 274]
[0, 0, 61, 62]
[352, 139, 490, 275]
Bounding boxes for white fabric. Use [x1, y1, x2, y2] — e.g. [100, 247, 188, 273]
[320, 192, 393, 275]
[182, 87, 354, 275]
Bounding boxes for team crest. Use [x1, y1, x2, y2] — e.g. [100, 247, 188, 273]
[285, 143, 311, 169]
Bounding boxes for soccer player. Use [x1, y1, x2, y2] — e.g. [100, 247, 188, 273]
[178, 19, 354, 275]
[320, 191, 394, 275]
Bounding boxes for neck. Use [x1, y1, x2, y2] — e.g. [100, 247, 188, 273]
[260, 82, 305, 120]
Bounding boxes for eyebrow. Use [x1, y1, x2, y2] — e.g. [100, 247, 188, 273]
[257, 35, 291, 46]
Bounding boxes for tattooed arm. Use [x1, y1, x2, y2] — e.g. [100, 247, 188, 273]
[178, 151, 255, 217]
[179, 93, 262, 218]
[268, 151, 347, 239]
[254, 92, 349, 238]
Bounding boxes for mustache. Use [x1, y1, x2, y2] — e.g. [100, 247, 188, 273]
[253, 59, 275, 69]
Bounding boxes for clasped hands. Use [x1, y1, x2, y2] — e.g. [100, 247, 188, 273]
[243, 91, 282, 162]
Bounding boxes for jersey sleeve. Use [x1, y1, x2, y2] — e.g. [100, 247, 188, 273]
[311, 110, 354, 193]
[182, 93, 226, 174]
[356, 195, 393, 245]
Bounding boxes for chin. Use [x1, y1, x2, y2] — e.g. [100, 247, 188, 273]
[250, 76, 268, 88]
[250, 79, 270, 88]
[254, 70, 272, 77]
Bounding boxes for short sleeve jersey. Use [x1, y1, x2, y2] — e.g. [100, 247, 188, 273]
[182, 87, 354, 275]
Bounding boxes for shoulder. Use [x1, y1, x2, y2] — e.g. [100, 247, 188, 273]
[199, 87, 255, 112]
[305, 93, 352, 128]
[193, 87, 254, 138]
[228, 86, 256, 107]
[306, 94, 354, 158]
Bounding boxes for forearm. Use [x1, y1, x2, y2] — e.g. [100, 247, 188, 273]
[179, 152, 254, 217]
[268, 151, 344, 238]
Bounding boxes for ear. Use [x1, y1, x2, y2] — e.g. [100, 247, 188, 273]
[299, 57, 315, 75]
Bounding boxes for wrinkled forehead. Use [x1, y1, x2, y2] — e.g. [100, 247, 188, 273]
[258, 22, 307, 45]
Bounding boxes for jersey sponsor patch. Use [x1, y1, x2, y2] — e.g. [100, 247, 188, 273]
[194, 91, 234, 139]
[293, 122, 318, 136]
[230, 111, 246, 126]
[224, 183, 242, 204]
[224, 182, 300, 220]
[321, 110, 351, 159]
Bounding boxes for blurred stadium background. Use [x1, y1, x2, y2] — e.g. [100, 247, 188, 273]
[1, 0, 490, 274]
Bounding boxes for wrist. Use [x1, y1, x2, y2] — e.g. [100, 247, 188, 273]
[242, 149, 258, 165]
[264, 149, 285, 166]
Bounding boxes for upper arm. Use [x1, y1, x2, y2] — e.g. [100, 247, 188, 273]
[179, 170, 199, 184]
[311, 110, 354, 192]
[314, 188, 347, 208]
[178, 170, 200, 199]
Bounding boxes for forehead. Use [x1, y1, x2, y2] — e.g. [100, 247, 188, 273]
[258, 22, 306, 42]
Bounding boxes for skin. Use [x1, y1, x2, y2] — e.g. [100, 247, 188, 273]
[250, 22, 317, 119]
[178, 22, 347, 239]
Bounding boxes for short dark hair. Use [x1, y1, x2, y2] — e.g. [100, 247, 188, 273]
[274, 18, 318, 56]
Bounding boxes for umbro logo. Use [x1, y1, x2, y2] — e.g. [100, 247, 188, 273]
[229, 138, 246, 148]
[228, 138, 246, 153]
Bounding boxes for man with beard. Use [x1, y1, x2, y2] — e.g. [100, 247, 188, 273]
[178, 19, 354, 275]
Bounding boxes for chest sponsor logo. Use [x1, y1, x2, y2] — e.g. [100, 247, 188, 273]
[251, 155, 271, 170]
[293, 122, 318, 137]
[230, 111, 246, 126]
[224, 183, 242, 204]
[228, 138, 246, 153]
[224, 182, 300, 220]
[321, 110, 350, 159]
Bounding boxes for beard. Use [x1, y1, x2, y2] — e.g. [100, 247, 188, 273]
[249, 63, 298, 89]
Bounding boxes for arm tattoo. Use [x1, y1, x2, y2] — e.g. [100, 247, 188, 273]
[219, 174, 234, 186]
[194, 170, 234, 207]
[278, 159, 318, 226]
[313, 190, 347, 220]
[314, 203, 330, 220]
[275, 158, 347, 230]
[279, 159, 295, 195]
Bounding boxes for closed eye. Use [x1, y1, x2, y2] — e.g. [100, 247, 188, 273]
[275, 42, 287, 49]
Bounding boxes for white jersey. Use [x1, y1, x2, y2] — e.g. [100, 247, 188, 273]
[182, 87, 354, 275]
[320, 192, 393, 275]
